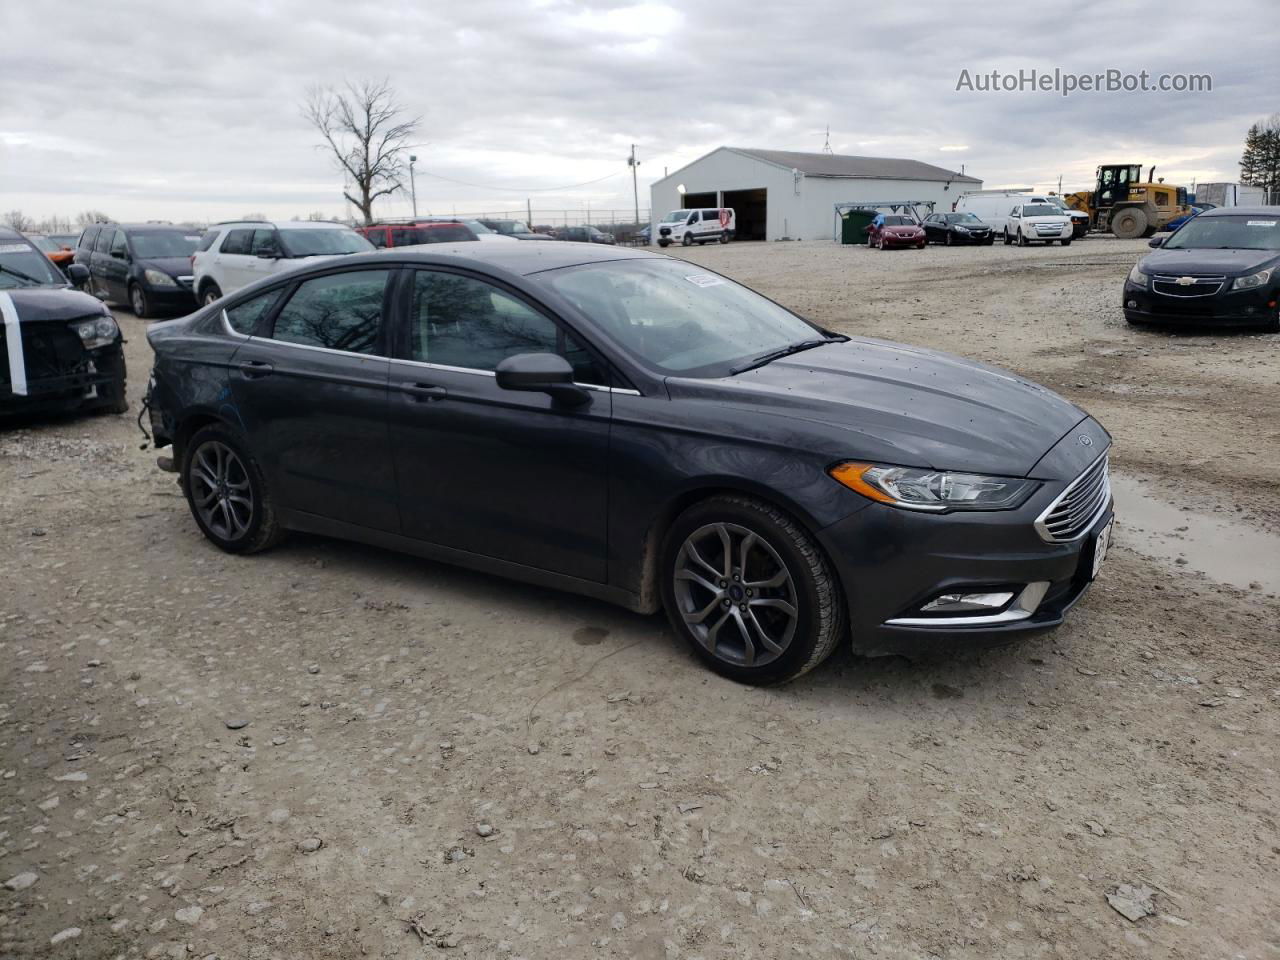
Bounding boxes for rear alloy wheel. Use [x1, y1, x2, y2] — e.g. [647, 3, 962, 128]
[681, 233, 693, 247]
[181, 426, 282, 554]
[129, 283, 151, 319]
[201, 283, 222, 307]
[662, 496, 845, 684]
[720, 230, 730, 244]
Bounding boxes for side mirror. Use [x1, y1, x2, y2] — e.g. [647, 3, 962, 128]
[66, 263, 90, 285]
[495, 352, 589, 406]
[1148, 236, 1165, 248]
[111, 249, 128, 260]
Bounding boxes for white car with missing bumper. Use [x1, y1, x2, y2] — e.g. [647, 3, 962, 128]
[1003, 203, 1074, 246]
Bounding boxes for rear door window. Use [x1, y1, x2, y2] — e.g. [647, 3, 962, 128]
[79, 226, 100, 250]
[270, 269, 390, 355]
[195, 231, 218, 252]
[93, 228, 115, 253]
[225, 288, 283, 335]
[109, 230, 128, 256]
[220, 229, 253, 255]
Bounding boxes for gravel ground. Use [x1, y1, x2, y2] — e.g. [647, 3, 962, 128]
[2, 237, 1277, 959]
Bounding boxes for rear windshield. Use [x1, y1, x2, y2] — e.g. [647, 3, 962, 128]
[1164, 214, 1280, 251]
[277, 229, 374, 258]
[0, 242, 66, 288]
[130, 231, 202, 258]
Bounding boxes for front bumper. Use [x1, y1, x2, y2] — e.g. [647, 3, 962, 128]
[817, 421, 1113, 657]
[144, 279, 198, 310]
[881, 234, 925, 247]
[1122, 281, 1279, 327]
[1, 342, 125, 414]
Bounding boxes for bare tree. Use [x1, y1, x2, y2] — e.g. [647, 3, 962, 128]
[3, 210, 36, 232]
[75, 210, 111, 227]
[302, 79, 419, 225]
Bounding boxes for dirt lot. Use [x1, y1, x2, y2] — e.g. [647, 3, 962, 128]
[3, 238, 1278, 959]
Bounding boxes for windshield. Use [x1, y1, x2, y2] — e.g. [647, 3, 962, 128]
[946, 213, 981, 224]
[277, 228, 374, 257]
[538, 258, 825, 377]
[661, 210, 689, 222]
[131, 231, 201, 259]
[1022, 204, 1060, 217]
[882, 216, 913, 226]
[1163, 214, 1280, 251]
[0, 242, 65, 287]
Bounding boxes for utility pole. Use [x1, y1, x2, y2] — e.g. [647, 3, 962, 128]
[408, 155, 418, 218]
[527, 197, 533, 229]
[627, 144, 640, 225]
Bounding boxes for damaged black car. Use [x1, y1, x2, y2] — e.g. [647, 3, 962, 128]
[1, 227, 128, 418]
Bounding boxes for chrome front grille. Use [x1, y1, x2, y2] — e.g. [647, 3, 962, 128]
[1152, 275, 1225, 297]
[1035, 454, 1110, 543]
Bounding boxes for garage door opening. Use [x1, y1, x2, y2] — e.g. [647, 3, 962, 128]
[722, 188, 766, 241]
[680, 192, 717, 210]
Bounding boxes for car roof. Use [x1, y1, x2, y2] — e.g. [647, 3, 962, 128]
[215, 220, 349, 230]
[1198, 206, 1280, 218]
[327, 241, 665, 277]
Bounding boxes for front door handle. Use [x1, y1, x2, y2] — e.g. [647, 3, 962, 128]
[399, 381, 447, 401]
[238, 360, 273, 379]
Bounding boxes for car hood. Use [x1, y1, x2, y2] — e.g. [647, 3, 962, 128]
[2, 286, 105, 322]
[670, 338, 1088, 477]
[1140, 247, 1280, 277]
[138, 256, 193, 276]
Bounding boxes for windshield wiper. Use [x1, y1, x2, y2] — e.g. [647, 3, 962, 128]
[731, 335, 846, 375]
[0, 263, 43, 286]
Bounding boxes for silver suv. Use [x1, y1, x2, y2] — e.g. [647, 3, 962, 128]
[192, 220, 373, 304]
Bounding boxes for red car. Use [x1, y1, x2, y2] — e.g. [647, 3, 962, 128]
[866, 214, 926, 250]
[357, 221, 477, 248]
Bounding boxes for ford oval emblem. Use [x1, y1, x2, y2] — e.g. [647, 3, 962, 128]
[1078, 434, 1093, 447]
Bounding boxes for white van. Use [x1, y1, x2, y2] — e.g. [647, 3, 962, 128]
[656, 208, 736, 247]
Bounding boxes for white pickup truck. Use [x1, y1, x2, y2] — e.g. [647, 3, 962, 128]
[1002, 203, 1074, 246]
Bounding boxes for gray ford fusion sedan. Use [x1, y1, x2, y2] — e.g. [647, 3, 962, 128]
[145, 242, 1113, 684]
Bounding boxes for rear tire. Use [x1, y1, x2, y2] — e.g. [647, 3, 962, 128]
[660, 495, 846, 685]
[200, 282, 223, 307]
[720, 230, 729, 244]
[945, 232, 952, 246]
[681, 233, 693, 247]
[181, 425, 283, 555]
[1111, 207, 1148, 240]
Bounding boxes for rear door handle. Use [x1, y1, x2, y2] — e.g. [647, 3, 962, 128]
[399, 381, 447, 401]
[238, 360, 273, 379]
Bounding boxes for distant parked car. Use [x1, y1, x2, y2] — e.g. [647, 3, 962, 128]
[866, 214, 926, 250]
[0, 226, 127, 416]
[419, 218, 518, 243]
[1002, 204, 1073, 246]
[479, 219, 556, 240]
[191, 220, 373, 304]
[921, 213, 994, 246]
[1036, 196, 1090, 238]
[636, 225, 651, 244]
[655, 208, 734, 247]
[26, 234, 77, 270]
[359, 222, 478, 247]
[1162, 204, 1212, 233]
[72, 222, 202, 317]
[557, 225, 617, 245]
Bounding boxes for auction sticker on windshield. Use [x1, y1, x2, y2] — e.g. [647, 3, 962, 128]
[0, 244, 30, 254]
[1246, 221, 1276, 227]
[684, 274, 725, 288]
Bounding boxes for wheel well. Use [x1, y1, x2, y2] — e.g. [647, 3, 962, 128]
[633, 486, 827, 615]
[173, 413, 224, 465]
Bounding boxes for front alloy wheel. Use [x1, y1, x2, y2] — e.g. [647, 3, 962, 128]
[662, 496, 845, 684]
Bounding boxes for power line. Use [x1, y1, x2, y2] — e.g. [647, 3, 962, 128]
[415, 169, 623, 193]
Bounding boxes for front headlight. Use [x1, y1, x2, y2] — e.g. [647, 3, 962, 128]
[1127, 264, 1148, 288]
[1232, 267, 1272, 291]
[829, 462, 1039, 512]
[69, 315, 119, 350]
[144, 269, 177, 287]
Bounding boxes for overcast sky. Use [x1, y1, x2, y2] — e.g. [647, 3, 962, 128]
[2, 0, 1274, 226]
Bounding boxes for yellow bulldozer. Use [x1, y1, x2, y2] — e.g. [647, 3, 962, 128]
[1064, 164, 1191, 239]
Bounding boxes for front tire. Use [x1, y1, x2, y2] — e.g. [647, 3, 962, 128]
[129, 283, 152, 319]
[661, 495, 845, 685]
[1003, 230, 1012, 245]
[1017, 229, 1028, 246]
[945, 232, 953, 246]
[181, 425, 283, 554]
[1061, 238, 1072, 246]
[658, 239, 670, 248]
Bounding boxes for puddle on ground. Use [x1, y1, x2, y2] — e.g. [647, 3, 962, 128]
[1110, 474, 1280, 593]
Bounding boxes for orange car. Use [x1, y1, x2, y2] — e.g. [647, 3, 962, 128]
[26, 234, 77, 269]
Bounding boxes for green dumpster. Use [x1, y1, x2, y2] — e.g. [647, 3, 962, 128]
[841, 208, 876, 244]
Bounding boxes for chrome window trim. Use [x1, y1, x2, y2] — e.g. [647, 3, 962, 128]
[219, 308, 251, 341]
[252, 334, 389, 361]
[1034, 452, 1111, 543]
[885, 581, 1050, 627]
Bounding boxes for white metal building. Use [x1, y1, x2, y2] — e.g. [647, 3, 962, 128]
[649, 147, 982, 242]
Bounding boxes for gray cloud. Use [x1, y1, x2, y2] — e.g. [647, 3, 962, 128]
[1, 0, 1273, 223]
